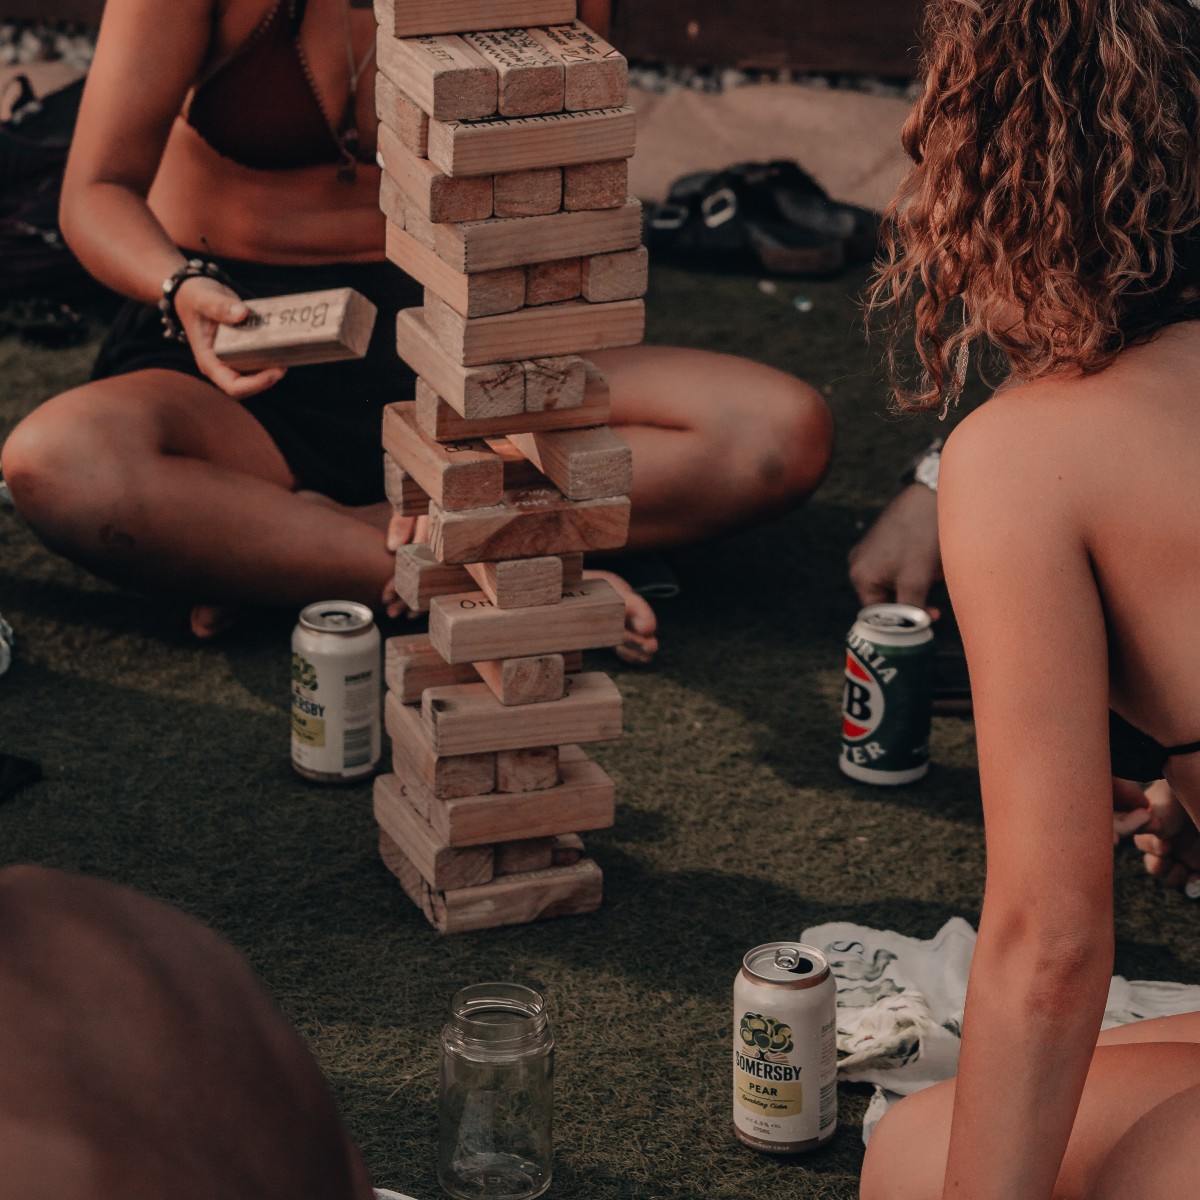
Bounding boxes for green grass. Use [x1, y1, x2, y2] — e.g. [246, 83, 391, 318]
[2, 265, 1196, 1198]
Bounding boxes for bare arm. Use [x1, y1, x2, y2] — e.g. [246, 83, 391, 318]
[938, 400, 1115, 1200]
[61, 0, 281, 397]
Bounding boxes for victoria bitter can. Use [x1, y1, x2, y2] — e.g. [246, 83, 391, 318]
[840, 602, 934, 784]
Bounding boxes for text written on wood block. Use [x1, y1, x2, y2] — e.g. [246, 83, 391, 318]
[375, 29, 497, 121]
[462, 29, 564, 117]
[504, 425, 633, 500]
[386, 223, 525, 319]
[383, 402, 504, 511]
[375, 73, 429, 157]
[474, 654, 565, 706]
[396, 308, 525, 418]
[386, 690, 495, 799]
[525, 22, 628, 111]
[424, 295, 645, 367]
[428, 105, 638, 178]
[422, 671, 623, 756]
[213, 288, 376, 370]
[430, 577, 625, 663]
[423, 199, 644, 273]
[429, 490, 631, 564]
[386, 634, 480, 704]
[429, 747, 615, 845]
[393, 541, 473, 611]
[374, 774, 495, 889]
[375, 0, 575, 40]
[521, 356, 587, 411]
[463, 555, 562, 608]
[377, 122, 492, 224]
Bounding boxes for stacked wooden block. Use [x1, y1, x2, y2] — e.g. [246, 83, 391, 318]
[372, 0, 646, 934]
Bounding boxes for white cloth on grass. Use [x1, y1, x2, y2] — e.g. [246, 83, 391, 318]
[375, 1190, 421, 1200]
[800, 917, 1200, 1144]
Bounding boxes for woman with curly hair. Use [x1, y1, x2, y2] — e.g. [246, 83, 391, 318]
[859, 2, 1200, 1198]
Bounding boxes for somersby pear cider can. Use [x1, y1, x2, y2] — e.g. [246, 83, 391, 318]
[291, 601, 381, 783]
[733, 942, 838, 1154]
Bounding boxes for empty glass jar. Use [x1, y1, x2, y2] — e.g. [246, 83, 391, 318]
[437, 982, 554, 1200]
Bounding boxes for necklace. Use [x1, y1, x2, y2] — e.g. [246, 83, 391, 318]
[336, 0, 376, 182]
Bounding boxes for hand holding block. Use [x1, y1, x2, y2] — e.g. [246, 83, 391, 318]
[375, 30, 497, 121]
[525, 22, 628, 111]
[375, 0, 575, 39]
[422, 671, 623, 755]
[429, 577, 625, 663]
[212, 288, 376, 369]
[462, 29, 565, 117]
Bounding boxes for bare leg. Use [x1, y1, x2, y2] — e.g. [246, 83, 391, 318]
[0, 865, 374, 1200]
[593, 345, 834, 551]
[859, 1012, 1200, 1200]
[1, 371, 395, 610]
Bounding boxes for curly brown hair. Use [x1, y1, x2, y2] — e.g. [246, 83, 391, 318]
[868, 0, 1200, 412]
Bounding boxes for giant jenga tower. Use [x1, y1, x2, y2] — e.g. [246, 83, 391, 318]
[370, 0, 646, 933]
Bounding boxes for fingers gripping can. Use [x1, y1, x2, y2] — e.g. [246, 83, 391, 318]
[291, 601, 381, 782]
[734, 942, 838, 1154]
[840, 603, 934, 785]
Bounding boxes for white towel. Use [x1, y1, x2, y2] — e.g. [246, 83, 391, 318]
[375, 1190, 421, 1200]
[800, 917, 1200, 1144]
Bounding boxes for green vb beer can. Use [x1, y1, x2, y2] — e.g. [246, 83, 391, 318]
[840, 603, 933, 784]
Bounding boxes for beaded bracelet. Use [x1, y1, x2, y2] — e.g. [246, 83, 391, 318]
[158, 259, 240, 343]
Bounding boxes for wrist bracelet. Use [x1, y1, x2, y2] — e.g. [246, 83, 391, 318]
[158, 258, 239, 343]
[900, 438, 944, 493]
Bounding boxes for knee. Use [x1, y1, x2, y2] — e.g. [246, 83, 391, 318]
[749, 373, 834, 508]
[859, 1085, 951, 1200]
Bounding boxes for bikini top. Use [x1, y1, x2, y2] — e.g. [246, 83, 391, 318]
[186, 0, 369, 173]
[1109, 710, 1200, 781]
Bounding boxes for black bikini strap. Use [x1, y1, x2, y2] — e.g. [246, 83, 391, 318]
[290, 0, 307, 36]
[1165, 739, 1200, 759]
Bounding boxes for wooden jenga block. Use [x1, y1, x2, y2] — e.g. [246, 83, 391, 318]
[494, 837, 556, 875]
[396, 308, 525, 418]
[462, 556, 561, 608]
[374, 773, 495, 889]
[393, 541, 473, 610]
[557, 554, 583, 590]
[379, 171, 407, 227]
[423, 295, 645, 367]
[496, 442, 548, 490]
[428, 106, 637, 177]
[429, 490, 631, 564]
[386, 633, 480, 704]
[462, 29, 565, 117]
[430, 578, 624, 663]
[375, 0, 576, 39]
[431, 746, 614, 844]
[495, 745, 560, 792]
[383, 402, 504, 511]
[525, 258, 582, 306]
[387, 224, 525, 319]
[493, 168, 563, 218]
[551, 832, 586, 865]
[378, 829, 437, 922]
[383, 452, 431, 515]
[522, 356, 587, 410]
[562, 649, 585, 671]
[375, 73, 429, 157]
[505, 426, 632, 500]
[416, 361, 609, 441]
[422, 671, 622, 755]
[212, 288, 377, 369]
[423, 199, 643, 273]
[375, 30, 497, 121]
[377, 123, 493, 223]
[401, 202, 435, 249]
[386, 690, 496, 799]
[581, 246, 649, 302]
[431, 858, 603, 934]
[474, 654, 566, 706]
[563, 160, 628, 211]
[525, 21, 628, 110]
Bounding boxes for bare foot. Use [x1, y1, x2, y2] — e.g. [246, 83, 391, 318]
[1128, 779, 1200, 896]
[190, 602, 246, 640]
[584, 568, 658, 665]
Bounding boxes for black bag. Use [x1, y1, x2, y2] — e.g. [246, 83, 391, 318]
[0, 73, 93, 302]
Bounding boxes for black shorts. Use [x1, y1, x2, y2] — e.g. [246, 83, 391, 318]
[91, 256, 423, 506]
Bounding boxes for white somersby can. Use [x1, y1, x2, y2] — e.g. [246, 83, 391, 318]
[733, 942, 838, 1154]
[291, 601, 381, 783]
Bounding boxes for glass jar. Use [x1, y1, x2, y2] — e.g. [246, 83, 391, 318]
[437, 982, 554, 1200]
